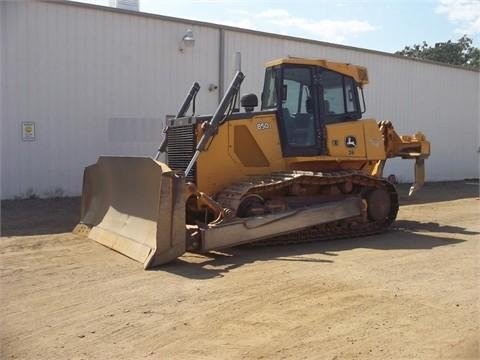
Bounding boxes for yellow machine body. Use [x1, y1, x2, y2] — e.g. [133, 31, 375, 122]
[75, 57, 430, 269]
[196, 117, 394, 196]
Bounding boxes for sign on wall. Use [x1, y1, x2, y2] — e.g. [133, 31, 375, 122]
[22, 122, 36, 141]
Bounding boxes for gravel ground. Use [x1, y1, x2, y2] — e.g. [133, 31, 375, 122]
[1, 181, 479, 359]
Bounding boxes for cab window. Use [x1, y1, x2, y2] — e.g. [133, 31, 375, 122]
[281, 67, 315, 148]
[320, 69, 360, 122]
[261, 68, 277, 109]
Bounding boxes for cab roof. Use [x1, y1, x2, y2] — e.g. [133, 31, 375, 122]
[266, 57, 369, 86]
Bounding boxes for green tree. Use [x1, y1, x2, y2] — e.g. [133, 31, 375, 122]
[395, 35, 480, 70]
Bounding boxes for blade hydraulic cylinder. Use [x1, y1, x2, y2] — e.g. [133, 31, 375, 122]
[154, 82, 200, 159]
[185, 71, 245, 177]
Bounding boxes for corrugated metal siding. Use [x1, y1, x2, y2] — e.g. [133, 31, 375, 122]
[0, 1, 4, 199]
[1, 0, 479, 199]
[224, 30, 480, 183]
[1, 0, 220, 198]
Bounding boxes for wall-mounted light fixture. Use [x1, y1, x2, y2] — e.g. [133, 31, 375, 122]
[179, 29, 195, 52]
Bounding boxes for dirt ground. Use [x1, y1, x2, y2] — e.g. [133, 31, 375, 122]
[1, 181, 479, 359]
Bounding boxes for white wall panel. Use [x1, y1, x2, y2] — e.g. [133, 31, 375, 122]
[223, 31, 479, 183]
[1, 0, 221, 198]
[0, 2, 3, 198]
[1, 0, 479, 199]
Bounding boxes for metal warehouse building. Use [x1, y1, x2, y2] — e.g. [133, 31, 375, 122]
[1, 0, 479, 199]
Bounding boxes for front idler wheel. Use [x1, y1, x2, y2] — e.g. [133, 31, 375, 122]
[237, 194, 266, 218]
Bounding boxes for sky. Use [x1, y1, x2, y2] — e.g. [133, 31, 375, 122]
[77, 0, 480, 53]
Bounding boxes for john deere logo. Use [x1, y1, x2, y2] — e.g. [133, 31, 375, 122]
[345, 136, 357, 148]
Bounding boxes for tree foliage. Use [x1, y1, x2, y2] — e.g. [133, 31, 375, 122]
[395, 35, 479, 70]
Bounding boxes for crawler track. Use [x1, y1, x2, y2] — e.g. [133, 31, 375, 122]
[215, 170, 398, 246]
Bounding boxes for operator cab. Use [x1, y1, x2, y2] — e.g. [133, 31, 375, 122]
[261, 59, 365, 157]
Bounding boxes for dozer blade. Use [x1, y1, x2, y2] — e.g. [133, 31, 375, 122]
[73, 156, 186, 269]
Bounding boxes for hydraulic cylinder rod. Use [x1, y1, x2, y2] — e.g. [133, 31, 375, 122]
[185, 71, 245, 177]
[154, 82, 200, 159]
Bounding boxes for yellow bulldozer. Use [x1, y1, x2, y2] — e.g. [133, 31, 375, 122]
[74, 57, 430, 269]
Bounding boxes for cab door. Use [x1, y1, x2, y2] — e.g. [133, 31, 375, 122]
[276, 66, 325, 157]
[315, 66, 365, 157]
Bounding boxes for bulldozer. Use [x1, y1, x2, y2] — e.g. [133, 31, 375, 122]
[74, 57, 430, 269]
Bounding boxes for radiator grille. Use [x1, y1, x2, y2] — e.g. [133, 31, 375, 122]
[167, 124, 197, 182]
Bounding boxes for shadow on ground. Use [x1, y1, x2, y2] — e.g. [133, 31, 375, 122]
[158, 223, 468, 279]
[1, 197, 80, 237]
[1, 181, 477, 279]
[394, 220, 479, 235]
[397, 180, 478, 205]
[1, 181, 477, 237]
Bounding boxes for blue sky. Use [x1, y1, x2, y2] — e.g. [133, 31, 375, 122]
[77, 0, 479, 53]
